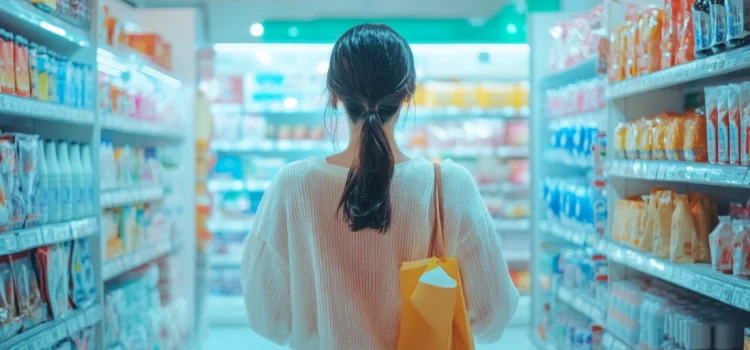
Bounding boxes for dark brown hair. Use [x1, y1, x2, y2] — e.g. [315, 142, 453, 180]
[327, 24, 416, 233]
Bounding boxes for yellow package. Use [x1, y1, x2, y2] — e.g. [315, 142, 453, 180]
[665, 117, 685, 161]
[625, 120, 641, 159]
[689, 192, 713, 263]
[613, 200, 629, 242]
[683, 111, 709, 162]
[639, 118, 655, 160]
[670, 194, 695, 263]
[653, 190, 676, 258]
[614, 122, 628, 159]
[638, 188, 664, 253]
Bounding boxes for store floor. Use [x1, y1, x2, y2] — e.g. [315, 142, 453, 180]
[202, 326, 533, 349]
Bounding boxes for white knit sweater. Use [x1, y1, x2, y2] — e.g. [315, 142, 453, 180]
[241, 157, 520, 349]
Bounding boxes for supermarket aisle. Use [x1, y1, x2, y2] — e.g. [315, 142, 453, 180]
[202, 326, 533, 349]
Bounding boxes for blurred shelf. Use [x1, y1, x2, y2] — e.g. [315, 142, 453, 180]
[409, 145, 528, 159]
[207, 218, 253, 233]
[413, 106, 528, 120]
[503, 249, 530, 263]
[101, 114, 184, 140]
[0, 217, 98, 255]
[494, 218, 530, 232]
[542, 58, 598, 89]
[207, 179, 271, 193]
[101, 185, 165, 208]
[557, 286, 606, 325]
[607, 241, 750, 312]
[608, 47, 750, 99]
[540, 221, 604, 252]
[210, 139, 338, 153]
[602, 332, 633, 350]
[544, 150, 594, 169]
[532, 336, 559, 350]
[103, 238, 180, 280]
[210, 254, 242, 268]
[0, 93, 94, 125]
[607, 159, 750, 188]
[0, 304, 101, 349]
[206, 295, 248, 326]
[97, 45, 181, 88]
[0, 0, 91, 49]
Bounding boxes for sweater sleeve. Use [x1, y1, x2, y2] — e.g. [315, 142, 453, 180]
[451, 167, 520, 343]
[241, 174, 292, 345]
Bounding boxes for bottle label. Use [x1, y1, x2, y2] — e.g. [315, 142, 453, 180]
[712, 4, 728, 45]
[695, 10, 712, 50]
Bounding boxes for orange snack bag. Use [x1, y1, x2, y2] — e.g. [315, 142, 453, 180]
[652, 114, 675, 160]
[665, 117, 685, 160]
[689, 192, 713, 263]
[662, 0, 682, 69]
[654, 190, 676, 259]
[614, 122, 628, 159]
[626, 20, 639, 79]
[638, 191, 660, 252]
[676, 0, 696, 64]
[625, 120, 641, 159]
[670, 194, 696, 263]
[639, 118, 655, 160]
[638, 9, 665, 74]
[683, 110, 708, 162]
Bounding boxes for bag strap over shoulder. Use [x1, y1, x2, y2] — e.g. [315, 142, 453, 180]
[430, 162, 445, 258]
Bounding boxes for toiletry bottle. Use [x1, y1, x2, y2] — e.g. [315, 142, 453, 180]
[81, 144, 94, 216]
[37, 142, 48, 225]
[45, 141, 60, 223]
[57, 142, 72, 221]
[69, 143, 84, 219]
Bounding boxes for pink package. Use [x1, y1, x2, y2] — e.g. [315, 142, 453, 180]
[717, 86, 730, 164]
[729, 84, 742, 164]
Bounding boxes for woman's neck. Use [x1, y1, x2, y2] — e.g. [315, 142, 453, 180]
[326, 123, 410, 168]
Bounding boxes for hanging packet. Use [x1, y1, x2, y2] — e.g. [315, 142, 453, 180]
[728, 0, 750, 47]
[654, 190, 676, 258]
[670, 195, 696, 263]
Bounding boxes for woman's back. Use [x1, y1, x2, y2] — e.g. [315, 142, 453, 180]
[241, 157, 519, 349]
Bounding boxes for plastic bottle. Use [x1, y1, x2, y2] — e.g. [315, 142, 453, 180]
[37, 143, 48, 225]
[711, 0, 729, 53]
[57, 142, 72, 222]
[45, 141, 60, 223]
[81, 144, 94, 216]
[69, 143, 84, 219]
[694, 0, 714, 57]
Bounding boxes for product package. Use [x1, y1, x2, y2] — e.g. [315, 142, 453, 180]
[639, 118, 655, 160]
[652, 115, 672, 160]
[706, 86, 720, 163]
[665, 117, 685, 161]
[670, 194, 696, 263]
[0, 136, 21, 230]
[13, 35, 30, 98]
[0, 258, 20, 342]
[654, 190, 676, 258]
[710, 0, 729, 53]
[678, 0, 697, 64]
[10, 252, 46, 330]
[710, 215, 734, 273]
[639, 189, 663, 252]
[661, 0, 680, 69]
[683, 109, 709, 162]
[730, 84, 743, 164]
[728, 0, 750, 47]
[733, 218, 750, 278]
[70, 238, 96, 309]
[742, 82, 750, 165]
[689, 192, 715, 263]
[15, 134, 39, 227]
[718, 86, 731, 163]
[694, 0, 713, 57]
[35, 243, 70, 319]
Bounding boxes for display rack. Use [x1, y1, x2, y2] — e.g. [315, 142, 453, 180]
[0, 1, 197, 348]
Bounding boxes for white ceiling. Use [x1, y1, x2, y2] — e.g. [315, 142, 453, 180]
[141, 0, 510, 43]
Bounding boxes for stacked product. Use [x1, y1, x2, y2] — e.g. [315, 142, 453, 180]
[212, 114, 327, 144]
[704, 84, 750, 166]
[0, 27, 94, 108]
[608, 278, 746, 349]
[546, 78, 606, 118]
[543, 178, 607, 235]
[414, 81, 528, 115]
[0, 237, 96, 344]
[547, 5, 607, 73]
[104, 259, 189, 349]
[407, 119, 528, 151]
[26, 0, 92, 29]
[99, 5, 173, 70]
[99, 143, 164, 190]
[613, 109, 708, 162]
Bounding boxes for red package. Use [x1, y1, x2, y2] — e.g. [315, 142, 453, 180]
[710, 216, 734, 274]
[10, 252, 46, 329]
[676, 0, 696, 64]
[729, 84, 743, 164]
[662, 0, 682, 69]
[733, 218, 750, 278]
[0, 256, 20, 342]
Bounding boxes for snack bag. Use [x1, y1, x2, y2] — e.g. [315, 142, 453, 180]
[614, 122, 628, 159]
[654, 190, 676, 258]
[652, 116, 669, 160]
[15, 134, 39, 227]
[10, 253, 46, 329]
[626, 120, 641, 159]
[639, 118, 655, 160]
[665, 117, 685, 160]
[689, 193, 714, 263]
[728, 0, 750, 47]
[718, 86, 731, 163]
[70, 238, 96, 309]
[613, 200, 628, 242]
[730, 84, 743, 164]
[706, 86, 720, 163]
[733, 218, 750, 278]
[741, 82, 750, 165]
[0, 258, 20, 342]
[639, 193, 656, 252]
[710, 0, 729, 53]
[645, 9, 666, 73]
[683, 110, 709, 162]
[662, 0, 682, 69]
[678, 0, 697, 64]
[710, 215, 734, 273]
[670, 194, 696, 263]
[626, 20, 639, 79]
[0, 137, 19, 231]
[609, 30, 622, 83]
[630, 199, 646, 246]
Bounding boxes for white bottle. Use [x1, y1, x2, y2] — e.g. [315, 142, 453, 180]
[69, 143, 84, 219]
[37, 143, 48, 225]
[57, 142, 72, 222]
[81, 144, 94, 217]
[45, 141, 61, 223]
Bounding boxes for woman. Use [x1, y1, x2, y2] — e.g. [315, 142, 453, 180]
[241, 24, 519, 349]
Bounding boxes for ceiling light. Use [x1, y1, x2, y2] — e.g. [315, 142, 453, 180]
[506, 24, 518, 34]
[288, 26, 299, 38]
[249, 23, 264, 37]
[316, 61, 329, 74]
[255, 51, 272, 65]
[283, 97, 298, 109]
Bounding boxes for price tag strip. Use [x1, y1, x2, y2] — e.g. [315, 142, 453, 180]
[101, 185, 165, 209]
[607, 240, 750, 312]
[0, 304, 101, 350]
[0, 218, 98, 256]
[607, 161, 750, 189]
[557, 286, 606, 325]
[0, 94, 95, 126]
[102, 114, 184, 139]
[103, 239, 179, 280]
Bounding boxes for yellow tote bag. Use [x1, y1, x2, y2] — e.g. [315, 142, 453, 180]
[397, 163, 475, 350]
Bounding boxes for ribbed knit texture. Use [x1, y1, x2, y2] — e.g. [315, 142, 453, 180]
[241, 157, 520, 349]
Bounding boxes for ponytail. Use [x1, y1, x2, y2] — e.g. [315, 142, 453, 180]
[338, 109, 395, 233]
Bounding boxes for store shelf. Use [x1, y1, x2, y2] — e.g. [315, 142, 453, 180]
[414, 106, 527, 120]
[495, 218, 530, 232]
[607, 159, 750, 188]
[101, 114, 184, 139]
[607, 241, 750, 312]
[541, 58, 598, 89]
[103, 239, 180, 280]
[0, 217, 98, 255]
[410, 145, 528, 159]
[210, 254, 242, 268]
[540, 221, 604, 251]
[210, 139, 337, 153]
[101, 185, 165, 208]
[0, 94, 95, 125]
[608, 47, 750, 99]
[207, 218, 253, 233]
[206, 179, 271, 193]
[206, 295, 248, 326]
[1, 304, 101, 349]
[97, 45, 182, 88]
[0, 0, 91, 48]
[557, 286, 606, 325]
[601, 332, 633, 350]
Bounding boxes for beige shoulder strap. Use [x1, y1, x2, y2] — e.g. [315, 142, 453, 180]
[429, 162, 445, 258]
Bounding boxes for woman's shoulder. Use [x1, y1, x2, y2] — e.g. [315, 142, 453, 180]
[272, 159, 314, 184]
[438, 160, 476, 187]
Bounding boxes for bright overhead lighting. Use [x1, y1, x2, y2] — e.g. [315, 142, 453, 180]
[316, 61, 329, 74]
[506, 24, 518, 34]
[283, 97, 298, 109]
[40, 21, 66, 37]
[141, 65, 183, 88]
[255, 51, 272, 65]
[250, 23, 264, 37]
[288, 26, 299, 37]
